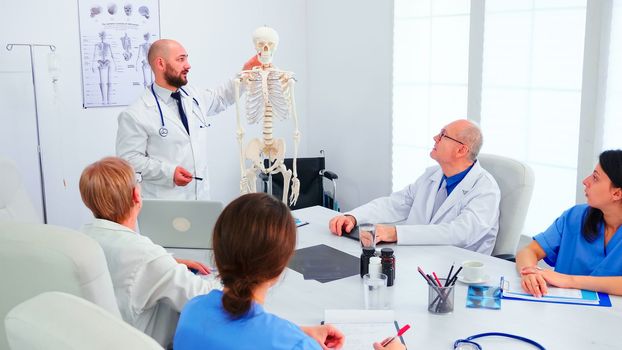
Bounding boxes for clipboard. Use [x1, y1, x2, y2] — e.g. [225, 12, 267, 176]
[500, 277, 612, 307]
[502, 291, 611, 307]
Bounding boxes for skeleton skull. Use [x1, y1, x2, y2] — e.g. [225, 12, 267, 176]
[124, 3, 132, 16]
[252, 26, 279, 65]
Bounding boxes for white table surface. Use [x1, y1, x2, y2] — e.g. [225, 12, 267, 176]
[171, 206, 622, 350]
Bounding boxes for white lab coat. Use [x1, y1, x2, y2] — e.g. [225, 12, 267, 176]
[349, 161, 500, 254]
[116, 81, 237, 200]
[81, 219, 220, 346]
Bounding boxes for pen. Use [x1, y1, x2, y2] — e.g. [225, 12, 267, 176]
[417, 267, 432, 285]
[445, 262, 455, 287]
[193, 176, 203, 181]
[448, 266, 463, 286]
[432, 272, 443, 287]
[381, 324, 411, 346]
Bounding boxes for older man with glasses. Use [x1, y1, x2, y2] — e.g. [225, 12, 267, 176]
[329, 119, 501, 254]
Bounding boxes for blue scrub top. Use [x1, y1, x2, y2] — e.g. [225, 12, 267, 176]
[174, 290, 322, 350]
[534, 204, 622, 276]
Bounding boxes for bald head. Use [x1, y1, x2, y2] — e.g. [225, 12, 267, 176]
[453, 119, 483, 161]
[148, 39, 182, 68]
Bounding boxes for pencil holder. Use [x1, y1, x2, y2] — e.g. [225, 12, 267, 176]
[427, 278, 454, 314]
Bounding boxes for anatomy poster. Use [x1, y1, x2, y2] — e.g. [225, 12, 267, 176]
[78, 1, 160, 107]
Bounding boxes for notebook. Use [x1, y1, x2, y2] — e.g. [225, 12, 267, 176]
[138, 199, 223, 249]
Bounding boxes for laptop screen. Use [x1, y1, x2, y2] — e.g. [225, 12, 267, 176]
[138, 199, 223, 249]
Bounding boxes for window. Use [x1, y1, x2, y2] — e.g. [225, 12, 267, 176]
[393, 0, 470, 190]
[480, 0, 587, 235]
[393, 0, 589, 236]
[602, 1, 622, 151]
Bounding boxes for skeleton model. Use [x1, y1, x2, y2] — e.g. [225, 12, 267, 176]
[91, 31, 117, 104]
[136, 33, 153, 87]
[234, 26, 301, 206]
[120, 33, 132, 61]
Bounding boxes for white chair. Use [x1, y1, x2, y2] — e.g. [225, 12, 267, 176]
[0, 157, 39, 223]
[0, 222, 121, 350]
[4, 292, 163, 350]
[478, 154, 535, 260]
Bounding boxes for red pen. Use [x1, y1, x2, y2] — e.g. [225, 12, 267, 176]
[432, 272, 443, 287]
[381, 324, 411, 346]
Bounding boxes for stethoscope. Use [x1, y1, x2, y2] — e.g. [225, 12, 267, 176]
[150, 84, 209, 137]
[454, 332, 545, 350]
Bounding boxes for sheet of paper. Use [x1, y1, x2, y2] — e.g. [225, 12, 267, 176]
[324, 310, 400, 350]
[329, 322, 398, 350]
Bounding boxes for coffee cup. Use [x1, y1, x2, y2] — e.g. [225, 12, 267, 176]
[461, 260, 485, 282]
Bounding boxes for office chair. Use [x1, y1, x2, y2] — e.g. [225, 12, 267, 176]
[0, 157, 39, 223]
[0, 222, 121, 350]
[4, 292, 163, 350]
[479, 154, 535, 261]
[262, 151, 339, 210]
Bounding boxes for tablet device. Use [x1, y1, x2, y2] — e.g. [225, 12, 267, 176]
[342, 225, 360, 241]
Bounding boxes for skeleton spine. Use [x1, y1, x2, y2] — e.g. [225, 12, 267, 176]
[263, 104, 273, 146]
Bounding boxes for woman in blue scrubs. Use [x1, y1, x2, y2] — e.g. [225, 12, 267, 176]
[174, 193, 405, 350]
[174, 193, 339, 350]
[516, 149, 622, 297]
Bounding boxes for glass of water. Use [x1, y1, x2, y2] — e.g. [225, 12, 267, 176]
[359, 223, 376, 249]
[363, 273, 388, 309]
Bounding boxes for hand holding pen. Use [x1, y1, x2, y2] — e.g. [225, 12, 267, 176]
[174, 165, 203, 186]
[374, 324, 410, 350]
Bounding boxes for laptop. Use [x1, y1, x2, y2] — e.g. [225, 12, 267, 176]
[138, 199, 223, 249]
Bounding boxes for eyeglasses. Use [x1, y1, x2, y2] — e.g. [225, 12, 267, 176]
[437, 129, 465, 145]
[135, 172, 143, 184]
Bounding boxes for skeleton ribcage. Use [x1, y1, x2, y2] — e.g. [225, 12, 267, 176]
[244, 70, 292, 124]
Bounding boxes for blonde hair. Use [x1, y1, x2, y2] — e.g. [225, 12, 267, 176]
[79, 157, 136, 223]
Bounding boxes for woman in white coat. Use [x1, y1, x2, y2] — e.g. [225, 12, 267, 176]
[329, 119, 500, 255]
[79, 157, 220, 346]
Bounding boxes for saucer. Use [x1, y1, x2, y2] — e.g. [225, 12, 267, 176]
[457, 275, 489, 285]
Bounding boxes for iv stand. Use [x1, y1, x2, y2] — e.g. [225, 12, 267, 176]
[6, 43, 56, 224]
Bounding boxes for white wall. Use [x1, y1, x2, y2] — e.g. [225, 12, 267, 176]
[0, 0, 394, 229]
[0, 0, 309, 228]
[306, 0, 394, 211]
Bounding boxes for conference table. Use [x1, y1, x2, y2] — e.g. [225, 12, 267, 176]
[171, 206, 621, 349]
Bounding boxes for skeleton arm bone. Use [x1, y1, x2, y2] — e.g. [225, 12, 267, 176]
[287, 78, 301, 206]
[234, 78, 250, 193]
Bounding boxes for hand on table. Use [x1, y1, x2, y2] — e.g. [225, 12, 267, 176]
[176, 258, 210, 275]
[301, 324, 345, 350]
[375, 224, 397, 243]
[329, 215, 356, 236]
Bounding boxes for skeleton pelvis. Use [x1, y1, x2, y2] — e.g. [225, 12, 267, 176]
[244, 137, 286, 173]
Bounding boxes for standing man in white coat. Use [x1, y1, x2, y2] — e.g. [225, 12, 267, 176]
[329, 119, 500, 255]
[117, 39, 244, 200]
